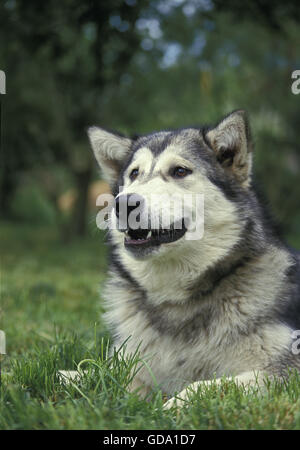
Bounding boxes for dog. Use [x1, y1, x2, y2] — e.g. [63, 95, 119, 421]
[87, 110, 300, 408]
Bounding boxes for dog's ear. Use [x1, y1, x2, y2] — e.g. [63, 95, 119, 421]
[88, 127, 132, 186]
[205, 110, 253, 187]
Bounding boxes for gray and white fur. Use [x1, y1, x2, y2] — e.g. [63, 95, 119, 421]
[88, 110, 300, 407]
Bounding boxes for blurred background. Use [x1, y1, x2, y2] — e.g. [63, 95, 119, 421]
[0, 0, 300, 245]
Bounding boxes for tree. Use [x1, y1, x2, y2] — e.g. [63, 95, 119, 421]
[0, 0, 147, 237]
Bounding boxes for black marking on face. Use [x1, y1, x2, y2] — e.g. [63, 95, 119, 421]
[159, 170, 169, 182]
[146, 158, 157, 180]
[207, 172, 245, 203]
[134, 132, 174, 156]
[118, 127, 214, 187]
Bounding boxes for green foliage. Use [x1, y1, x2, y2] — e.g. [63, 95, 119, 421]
[0, 0, 148, 233]
[11, 182, 57, 225]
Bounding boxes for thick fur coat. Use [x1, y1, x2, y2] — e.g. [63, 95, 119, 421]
[88, 110, 300, 406]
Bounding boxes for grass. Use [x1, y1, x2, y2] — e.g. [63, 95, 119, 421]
[1, 221, 300, 430]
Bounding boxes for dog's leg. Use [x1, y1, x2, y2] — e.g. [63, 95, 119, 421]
[164, 370, 265, 410]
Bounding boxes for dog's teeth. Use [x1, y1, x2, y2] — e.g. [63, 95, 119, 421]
[147, 231, 151, 239]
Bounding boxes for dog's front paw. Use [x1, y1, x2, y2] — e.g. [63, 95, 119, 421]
[163, 386, 196, 410]
[57, 370, 82, 383]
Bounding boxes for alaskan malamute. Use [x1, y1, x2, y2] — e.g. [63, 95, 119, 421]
[88, 110, 300, 407]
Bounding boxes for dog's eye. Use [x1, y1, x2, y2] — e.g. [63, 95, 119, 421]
[129, 168, 139, 181]
[172, 167, 192, 178]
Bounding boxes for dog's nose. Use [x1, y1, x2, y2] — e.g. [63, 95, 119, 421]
[115, 194, 145, 224]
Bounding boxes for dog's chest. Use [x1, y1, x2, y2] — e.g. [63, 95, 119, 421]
[105, 280, 256, 394]
[105, 246, 293, 395]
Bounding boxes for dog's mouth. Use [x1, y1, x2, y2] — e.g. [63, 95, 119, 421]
[123, 219, 187, 249]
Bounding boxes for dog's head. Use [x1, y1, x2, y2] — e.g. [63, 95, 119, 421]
[88, 110, 253, 265]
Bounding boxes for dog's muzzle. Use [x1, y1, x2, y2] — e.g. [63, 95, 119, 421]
[115, 194, 187, 254]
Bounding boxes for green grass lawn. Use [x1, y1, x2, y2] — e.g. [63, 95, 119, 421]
[1, 221, 300, 430]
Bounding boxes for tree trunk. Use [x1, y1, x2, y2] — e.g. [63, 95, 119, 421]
[67, 163, 93, 239]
